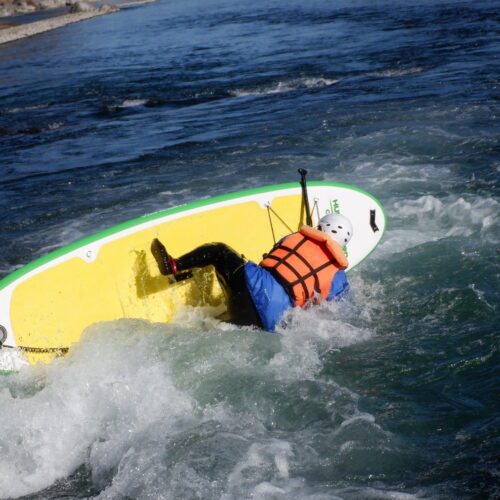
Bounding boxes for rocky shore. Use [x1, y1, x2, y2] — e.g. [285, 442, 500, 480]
[0, 0, 160, 44]
[0, 0, 91, 18]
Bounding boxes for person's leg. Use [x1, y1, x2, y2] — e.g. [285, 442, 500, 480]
[176, 243, 263, 328]
[176, 244, 243, 286]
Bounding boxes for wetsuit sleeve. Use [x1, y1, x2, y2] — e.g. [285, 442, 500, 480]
[327, 270, 349, 301]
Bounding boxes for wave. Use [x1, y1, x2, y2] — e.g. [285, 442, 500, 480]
[47, 121, 64, 130]
[2, 104, 49, 115]
[369, 67, 425, 78]
[102, 98, 152, 114]
[120, 98, 149, 108]
[377, 194, 499, 257]
[0, 121, 64, 136]
[0, 294, 381, 498]
[393, 195, 498, 233]
[229, 77, 340, 98]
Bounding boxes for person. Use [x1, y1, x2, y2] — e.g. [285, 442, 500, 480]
[151, 213, 353, 332]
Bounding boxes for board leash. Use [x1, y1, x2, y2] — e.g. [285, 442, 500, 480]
[0, 344, 69, 354]
[0, 325, 68, 354]
[10, 345, 69, 354]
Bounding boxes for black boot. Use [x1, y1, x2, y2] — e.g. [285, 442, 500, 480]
[151, 238, 178, 275]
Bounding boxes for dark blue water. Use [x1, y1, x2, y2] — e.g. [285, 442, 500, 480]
[0, 0, 498, 498]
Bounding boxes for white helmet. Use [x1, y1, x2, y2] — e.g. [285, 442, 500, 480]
[318, 213, 353, 246]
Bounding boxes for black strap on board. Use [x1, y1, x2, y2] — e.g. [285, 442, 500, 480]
[370, 209, 379, 232]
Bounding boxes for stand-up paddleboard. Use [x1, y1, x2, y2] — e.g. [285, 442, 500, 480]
[0, 181, 386, 370]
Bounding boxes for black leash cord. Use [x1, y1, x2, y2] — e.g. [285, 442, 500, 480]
[0, 343, 69, 354]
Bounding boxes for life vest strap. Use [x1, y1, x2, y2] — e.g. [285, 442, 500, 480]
[264, 237, 317, 300]
[264, 236, 331, 301]
[286, 258, 338, 288]
[260, 228, 348, 306]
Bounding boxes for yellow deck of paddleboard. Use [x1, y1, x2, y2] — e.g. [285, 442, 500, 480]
[0, 182, 386, 367]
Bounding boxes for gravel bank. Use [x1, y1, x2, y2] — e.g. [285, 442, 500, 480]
[0, 0, 160, 45]
[0, 7, 116, 44]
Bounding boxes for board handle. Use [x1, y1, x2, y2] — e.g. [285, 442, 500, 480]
[370, 209, 379, 232]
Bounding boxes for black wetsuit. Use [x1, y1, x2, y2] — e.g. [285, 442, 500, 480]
[176, 243, 263, 328]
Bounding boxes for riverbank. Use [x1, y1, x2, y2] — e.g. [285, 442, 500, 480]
[0, 0, 160, 45]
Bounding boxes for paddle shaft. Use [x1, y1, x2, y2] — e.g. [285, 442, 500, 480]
[298, 168, 313, 226]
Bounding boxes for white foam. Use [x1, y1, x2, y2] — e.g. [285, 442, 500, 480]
[230, 77, 340, 98]
[0, 321, 196, 498]
[354, 160, 455, 189]
[230, 440, 293, 480]
[120, 98, 148, 108]
[0, 292, 386, 499]
[370, 67, 424, 78]
[47, 121, 64, 130]
[334, 487, 423, 499]
[0, 349, 28, 372]
[4, 104, 49, 114]
[279, 298, 375, 346]
[375, 194, 499, 258]
[267, 297, 375, 383]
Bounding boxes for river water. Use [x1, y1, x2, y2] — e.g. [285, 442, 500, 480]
[0, 0, 498, 498]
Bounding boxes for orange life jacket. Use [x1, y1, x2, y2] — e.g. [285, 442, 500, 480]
[260, 225, 348, 307]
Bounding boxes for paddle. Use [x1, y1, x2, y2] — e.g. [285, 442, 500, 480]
[298, 168, 313, 226]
